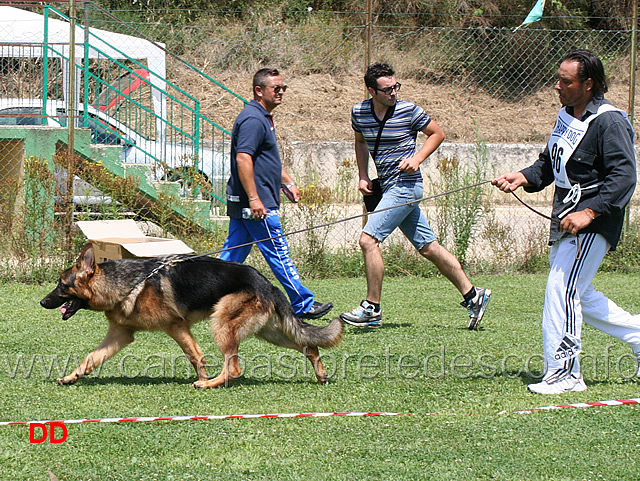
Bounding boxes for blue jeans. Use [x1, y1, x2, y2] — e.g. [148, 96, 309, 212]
[219, 210, 315, 316]
[363, 180, 436, 250]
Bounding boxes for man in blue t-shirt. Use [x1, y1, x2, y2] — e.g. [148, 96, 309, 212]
[220, 68, 333, 320]
[340, 63, 491, 330]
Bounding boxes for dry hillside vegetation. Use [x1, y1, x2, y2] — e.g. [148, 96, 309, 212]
[181, 68, 634, 144]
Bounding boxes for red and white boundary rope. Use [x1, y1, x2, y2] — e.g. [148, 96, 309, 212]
[512, 397, 640, 414]
[3, 397, 640, 426]
[0, 411, 414, 426]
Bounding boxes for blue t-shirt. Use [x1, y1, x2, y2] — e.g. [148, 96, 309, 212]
[351, 99, 431, 186]
[226, 100, 282, 218]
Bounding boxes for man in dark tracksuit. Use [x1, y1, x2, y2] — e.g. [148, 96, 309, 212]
[493, 49, 640, 394]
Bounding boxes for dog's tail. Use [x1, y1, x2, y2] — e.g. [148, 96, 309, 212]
[272, 287, 343, 348]
[296, 317, 344, 348]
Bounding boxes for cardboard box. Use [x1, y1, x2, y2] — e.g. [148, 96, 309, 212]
[77, 219, 194, 262]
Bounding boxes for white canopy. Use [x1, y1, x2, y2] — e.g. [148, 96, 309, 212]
[0, 6, 166, 121]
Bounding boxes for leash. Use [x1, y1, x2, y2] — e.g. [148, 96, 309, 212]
[508, 188, 586, 259]
[508, 189, 552, 221]
[134, 179, 585, 283]
[120, 179, 583, 292]
[123, 180, 492, 291]
[192, 180, 493, 260]
[133, 255, 186, 289]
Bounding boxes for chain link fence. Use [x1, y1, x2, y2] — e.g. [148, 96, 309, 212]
[0, 5, 638, 280]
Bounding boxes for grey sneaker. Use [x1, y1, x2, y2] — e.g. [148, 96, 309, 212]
[340, 300, 382, 328]
[462, 288, 491, 330]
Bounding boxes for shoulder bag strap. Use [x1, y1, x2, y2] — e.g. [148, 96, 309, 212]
[372, 105, 395, 161]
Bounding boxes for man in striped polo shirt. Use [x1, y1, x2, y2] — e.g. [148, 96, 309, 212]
[340, 62, 491, 330]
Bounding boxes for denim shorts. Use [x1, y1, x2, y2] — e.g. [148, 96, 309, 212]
[363, 180, 436, 250]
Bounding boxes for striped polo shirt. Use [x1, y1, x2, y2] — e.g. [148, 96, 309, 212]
[352, 98, 431, 185]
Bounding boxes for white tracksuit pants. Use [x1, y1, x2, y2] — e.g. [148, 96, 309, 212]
[542, 232, 640, 382]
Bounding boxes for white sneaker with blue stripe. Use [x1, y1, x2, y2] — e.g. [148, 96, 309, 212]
[462, 288, 491, 330]
[340, 300, 382, 328]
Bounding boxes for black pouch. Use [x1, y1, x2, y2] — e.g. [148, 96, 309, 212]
[363, 178, 382, 212]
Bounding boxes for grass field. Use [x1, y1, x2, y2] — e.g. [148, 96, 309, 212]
[2, 273, 640, 480]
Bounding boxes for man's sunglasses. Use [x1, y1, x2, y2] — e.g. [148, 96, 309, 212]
[375, 83, 401, 95]
[271, 85, 288, 93]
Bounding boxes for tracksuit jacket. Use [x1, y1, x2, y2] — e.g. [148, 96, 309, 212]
[520, 95, 636, 249]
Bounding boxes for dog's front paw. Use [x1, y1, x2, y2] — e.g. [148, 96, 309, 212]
[56, 375, 78, 386]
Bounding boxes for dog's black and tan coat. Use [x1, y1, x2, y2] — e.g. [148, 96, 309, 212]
[40, 243, 343, 388]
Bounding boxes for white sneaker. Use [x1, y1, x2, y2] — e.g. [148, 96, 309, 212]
[340, 300, 382, 327]
[527, 375, 587, 394]
[461, 287, 492, 330]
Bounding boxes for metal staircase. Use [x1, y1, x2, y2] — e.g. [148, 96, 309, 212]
[3, 3, 248, 232]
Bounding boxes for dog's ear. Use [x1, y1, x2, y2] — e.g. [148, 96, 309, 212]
[76, 243, 96, 276]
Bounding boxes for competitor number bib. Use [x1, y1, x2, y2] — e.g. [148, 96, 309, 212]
[548, 104, 627, 189]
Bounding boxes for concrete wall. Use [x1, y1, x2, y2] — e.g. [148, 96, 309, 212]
[287, 141, 640, 201]
[283, 141, 640, 258]
[286, 141, 547, 181]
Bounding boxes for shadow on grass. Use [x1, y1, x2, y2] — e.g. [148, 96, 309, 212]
[343, 322, 412, 334]
[52, 375, 328, 388]
[502, 370, 543, 385]
[54, 376, 196, 387]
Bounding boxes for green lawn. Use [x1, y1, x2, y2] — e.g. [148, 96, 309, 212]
[1, 273, 640, 480]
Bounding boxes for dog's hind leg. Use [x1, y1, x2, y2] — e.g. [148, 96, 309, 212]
[164, 325, 208, 383]
[57, 324, 134, 385]
[257, 329, 329, 384]
[301, 346, 329, 384]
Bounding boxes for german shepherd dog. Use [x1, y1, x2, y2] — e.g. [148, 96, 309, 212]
[40, 243, 343, 388]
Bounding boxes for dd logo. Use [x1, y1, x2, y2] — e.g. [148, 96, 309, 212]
[29, 422, 68, 444]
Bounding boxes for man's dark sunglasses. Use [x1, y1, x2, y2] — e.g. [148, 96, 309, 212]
[375, 83, 401, 95]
